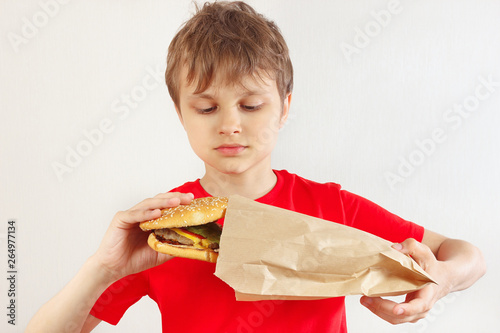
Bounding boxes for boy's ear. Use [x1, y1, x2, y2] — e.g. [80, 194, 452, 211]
[279, 92, 292, 129]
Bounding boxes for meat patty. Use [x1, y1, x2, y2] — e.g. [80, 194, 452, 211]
[154, 228, 194, 246]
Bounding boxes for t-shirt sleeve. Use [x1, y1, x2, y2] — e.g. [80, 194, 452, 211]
[340, 190, 424, 243]
[90, 271, 149, 325]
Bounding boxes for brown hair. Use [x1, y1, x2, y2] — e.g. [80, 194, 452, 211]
[165, 1, 293, 108]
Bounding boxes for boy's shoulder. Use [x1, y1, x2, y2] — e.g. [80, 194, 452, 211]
[259, 169, 343, 207]
[275, 169, 342, 191]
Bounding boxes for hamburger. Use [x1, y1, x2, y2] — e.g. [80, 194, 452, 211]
[139, 196, 228, 263]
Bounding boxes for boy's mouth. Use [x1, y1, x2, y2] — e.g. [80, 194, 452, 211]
[215, 144, 247, 156]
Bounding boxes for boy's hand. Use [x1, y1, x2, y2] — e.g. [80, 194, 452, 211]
[360, 238, 451, 324]
[93, 192, 194, 283]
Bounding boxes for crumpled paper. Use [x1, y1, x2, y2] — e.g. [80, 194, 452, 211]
[214, 195, 436, 301]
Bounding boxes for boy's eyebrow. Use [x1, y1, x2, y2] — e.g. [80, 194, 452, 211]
[187, 89, 271, 100]
[187, 93, 214, 100]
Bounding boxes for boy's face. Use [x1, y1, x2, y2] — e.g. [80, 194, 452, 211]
[176, 69, 290, 176]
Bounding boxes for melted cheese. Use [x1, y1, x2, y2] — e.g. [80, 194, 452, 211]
[171, 228, 204, 247]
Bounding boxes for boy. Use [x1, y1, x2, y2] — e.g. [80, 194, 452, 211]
[26, 1, 485, 332]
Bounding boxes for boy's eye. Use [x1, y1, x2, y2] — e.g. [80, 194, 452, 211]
[197, 106, 217, 114]
[240, 104, 262, 111]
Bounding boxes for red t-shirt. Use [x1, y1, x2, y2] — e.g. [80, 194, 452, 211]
[90, 170, 424, 332]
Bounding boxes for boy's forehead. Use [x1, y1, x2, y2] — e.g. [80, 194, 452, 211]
[179, 66, 277, 98]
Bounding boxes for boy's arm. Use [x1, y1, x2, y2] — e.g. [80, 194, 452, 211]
[81, 314, 101, 333]
[360, 230, 486, 324]
[25, 256, 109, 332]
[26, 192, 194, 333]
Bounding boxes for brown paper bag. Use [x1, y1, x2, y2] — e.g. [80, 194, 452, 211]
[214, 195, 436, 301]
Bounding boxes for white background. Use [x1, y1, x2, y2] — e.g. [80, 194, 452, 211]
[1, 0, 499, 332]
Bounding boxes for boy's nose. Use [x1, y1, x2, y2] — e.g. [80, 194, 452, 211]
[218, 108, 242, 135]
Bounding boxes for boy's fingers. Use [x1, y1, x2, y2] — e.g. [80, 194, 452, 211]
[153, 192, 194, 200]
[361, 297, 398, 317]
[130, 197, 179, 212]
[394, 238, 433, 257]
[394, 286, 434, 319]
[395, 298, 429, 321]
[118, 193, 195, 225]
[392, 238, 435, 271]
[361, 296, 402, 323]
[177, 192, 195, 204]
[116, 208, 161, 225]
[362, 287, 435, 324]
[131, 192, 194, 211]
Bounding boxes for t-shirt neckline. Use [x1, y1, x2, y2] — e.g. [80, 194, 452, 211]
[193, 169, 284, 204]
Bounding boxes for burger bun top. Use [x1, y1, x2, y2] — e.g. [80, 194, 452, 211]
[139, 196, 228, 231]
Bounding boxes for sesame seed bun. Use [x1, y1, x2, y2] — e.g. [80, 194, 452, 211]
[139, 197, 228, 231]
[139, 196, 227, 263]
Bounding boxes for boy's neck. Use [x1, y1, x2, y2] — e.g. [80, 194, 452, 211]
[199, 166, 277, 200]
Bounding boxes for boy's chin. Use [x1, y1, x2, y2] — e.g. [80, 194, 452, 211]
[215, 165, 247, 175]
[206, 162, 250, 176]
[204, 154, 272, 176]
